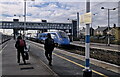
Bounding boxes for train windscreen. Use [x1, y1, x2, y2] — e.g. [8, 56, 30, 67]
[51, 33, 57, 39]
[59, 32, 68, 38]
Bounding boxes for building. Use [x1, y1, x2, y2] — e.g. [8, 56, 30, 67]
[80, 27, 94, 36]
[108, 26, 120, 41]
[94, 26, 109, 36]
[115, 27, 120, 41]
[107, 25, 116, 36]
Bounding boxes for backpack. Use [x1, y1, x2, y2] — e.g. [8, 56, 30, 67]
[47, 38, 54, 46]
[19, 40, 25, 47]
[45, 38, 54, 51]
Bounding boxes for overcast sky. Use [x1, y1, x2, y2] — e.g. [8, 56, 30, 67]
[0, 0, 120, 34]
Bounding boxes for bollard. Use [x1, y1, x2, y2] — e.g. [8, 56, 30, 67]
[83, 69, 92, 77]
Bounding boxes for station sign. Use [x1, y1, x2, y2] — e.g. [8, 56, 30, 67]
[80, 12, 92, 24]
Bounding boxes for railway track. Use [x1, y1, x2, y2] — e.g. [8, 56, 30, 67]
[29, 39, 120, 66]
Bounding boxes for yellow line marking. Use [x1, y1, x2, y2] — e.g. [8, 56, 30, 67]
[53, 53, 108, 77]
[29, 41, 108, 77]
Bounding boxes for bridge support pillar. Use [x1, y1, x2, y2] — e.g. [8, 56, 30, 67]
[69, 29, 73, 42]
[13, 29, 18, 40]
[72, 20, 77, 40]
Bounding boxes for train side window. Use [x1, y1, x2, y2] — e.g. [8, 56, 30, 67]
[43, 34, 47, 38]
[59, 32, 68, 38]
[39, 35, 42, 37]
[43, 35, 45, 37]
[45, 35, 47, 37]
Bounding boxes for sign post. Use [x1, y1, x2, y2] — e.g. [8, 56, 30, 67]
[83, 0, 92, 77]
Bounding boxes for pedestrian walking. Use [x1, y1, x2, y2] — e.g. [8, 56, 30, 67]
[44, 33, 55, 66]
[15, 35, 27, 64]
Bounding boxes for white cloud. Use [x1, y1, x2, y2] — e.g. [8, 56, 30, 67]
[1, 1, 23, 17]
[0, 1, 119, 30]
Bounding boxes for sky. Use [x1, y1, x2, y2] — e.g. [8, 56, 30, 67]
[0, 0, 120, 35]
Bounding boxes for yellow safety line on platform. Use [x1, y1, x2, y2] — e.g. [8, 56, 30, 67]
[53, 53, 108, 77]
[29, 41, 108, 77]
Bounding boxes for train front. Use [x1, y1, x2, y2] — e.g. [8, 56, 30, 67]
[57, 31, 70, 45]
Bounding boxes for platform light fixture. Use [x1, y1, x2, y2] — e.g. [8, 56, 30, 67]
[23, 0, 35, 39]
[101, 7, 116, 46]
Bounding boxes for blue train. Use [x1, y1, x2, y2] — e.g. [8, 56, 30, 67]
[36, 31, 70, 46]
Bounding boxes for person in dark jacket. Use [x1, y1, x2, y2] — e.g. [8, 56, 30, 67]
[44, 33, 55, 66]
[15, 36, 27, 64]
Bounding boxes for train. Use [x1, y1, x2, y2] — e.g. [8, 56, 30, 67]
[32, 31, 70, 46]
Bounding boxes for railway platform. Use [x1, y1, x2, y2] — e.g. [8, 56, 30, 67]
[1, 39, 120, 77]
[1, 39, 58, 77]
[71, 41, 119, 52]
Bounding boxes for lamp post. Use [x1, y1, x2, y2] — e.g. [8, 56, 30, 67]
[23, 0, 26, 39]
[90, 13, 97, 36]
[101, 7, 116, 46]
[91, 13, 97, 28]
[23, 0, 35, 39]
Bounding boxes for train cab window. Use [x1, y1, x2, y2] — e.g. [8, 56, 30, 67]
[59, 32, 68, 38]
[51, 34, 57, 39]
